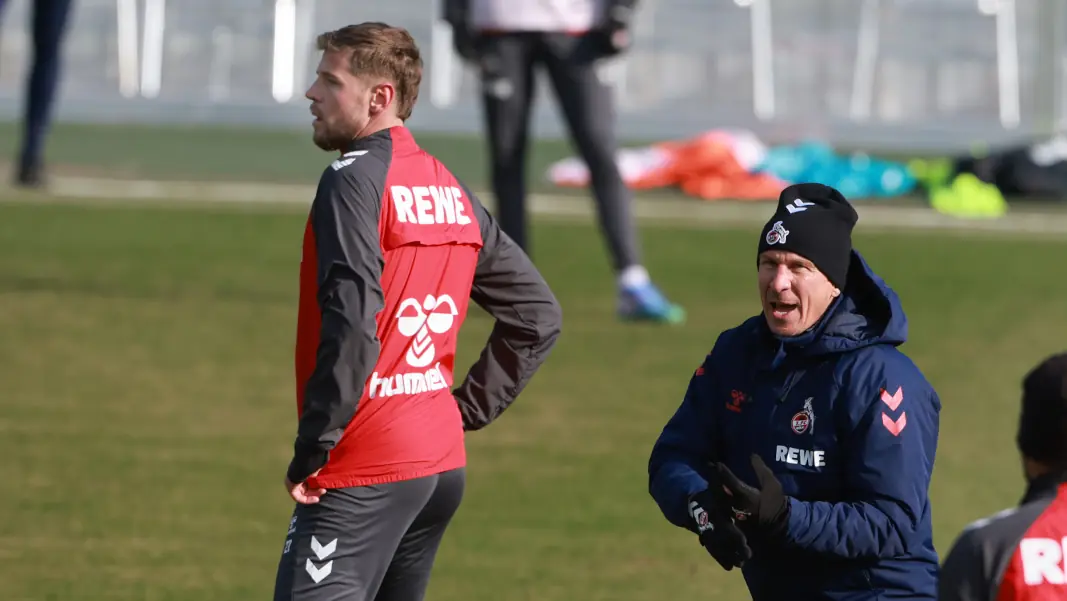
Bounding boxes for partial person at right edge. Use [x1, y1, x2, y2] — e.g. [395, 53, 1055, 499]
[441, 0, 686, 325]
[938, 352, 1067, 601]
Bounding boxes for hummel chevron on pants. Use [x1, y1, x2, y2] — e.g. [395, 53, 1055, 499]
[273, 468, 465, 601]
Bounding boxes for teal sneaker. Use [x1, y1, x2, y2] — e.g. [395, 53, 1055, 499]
[618, 282, 686, 324]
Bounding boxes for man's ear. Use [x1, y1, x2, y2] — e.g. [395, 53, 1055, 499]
[369, 82, 396, 116]
[831, 287, 841, 298]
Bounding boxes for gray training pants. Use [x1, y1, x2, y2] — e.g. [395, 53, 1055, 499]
[273, 468, 465, 601]
[476, 31, 642, 273]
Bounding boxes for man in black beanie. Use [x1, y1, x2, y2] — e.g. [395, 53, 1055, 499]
[939, 352, 1067, 601]
[649, 183, 943, 600]
[754, 182, 858, 337]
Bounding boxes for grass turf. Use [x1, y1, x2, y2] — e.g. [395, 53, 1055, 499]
[0, 120, 638, 196]
[0, 120, 939, 204]
[0, 198, 1064, 600]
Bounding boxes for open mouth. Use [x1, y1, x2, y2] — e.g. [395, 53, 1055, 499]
[769, 301, 798, 319]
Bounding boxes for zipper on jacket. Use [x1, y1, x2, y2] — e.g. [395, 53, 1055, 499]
[777, 366, 809, 404]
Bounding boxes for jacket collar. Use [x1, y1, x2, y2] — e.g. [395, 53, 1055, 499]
[759, 293, 844, 372]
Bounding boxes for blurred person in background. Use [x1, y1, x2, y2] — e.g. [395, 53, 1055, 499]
[442, 0, 685, 324]
[276, 22, 562, 601]
[0, 0, 74, 187]
[647, 183, 942, 600]
[938, 352, 1067, 601]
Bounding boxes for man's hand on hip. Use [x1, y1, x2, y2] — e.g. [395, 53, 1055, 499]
[716, 454, 791, 538]
[285, 470, 325, 505]
[688, 489, 753, 571]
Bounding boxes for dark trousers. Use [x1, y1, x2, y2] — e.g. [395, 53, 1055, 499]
[0, 0, 73, 173]
[476, 32, 642, 273]
[273, 468, 466, 601]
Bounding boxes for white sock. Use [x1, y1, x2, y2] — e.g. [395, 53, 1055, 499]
[618, 265, 650, 290]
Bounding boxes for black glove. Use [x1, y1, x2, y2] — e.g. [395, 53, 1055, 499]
[688, 488, 753, 571]
[715, 454, 791, 539]
[590, 2, 635, 58]
[451, 26, 479, 63]
[442, 0, 479, 62]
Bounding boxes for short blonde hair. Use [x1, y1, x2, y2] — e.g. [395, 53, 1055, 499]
[316, 22, 422, 121]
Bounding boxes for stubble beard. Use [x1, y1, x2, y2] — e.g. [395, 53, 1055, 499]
[312, 120, 358, 152]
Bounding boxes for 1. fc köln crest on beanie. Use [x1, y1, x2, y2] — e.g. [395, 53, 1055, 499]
[757, 183, 859, 289]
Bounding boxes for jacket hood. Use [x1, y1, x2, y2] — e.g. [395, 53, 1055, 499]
[764, 249, 908, 358]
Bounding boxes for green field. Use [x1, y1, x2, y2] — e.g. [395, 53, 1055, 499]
[1, 192, 1065, 600]
[0, 120, 939, 204]
[0, 120, 633, 196]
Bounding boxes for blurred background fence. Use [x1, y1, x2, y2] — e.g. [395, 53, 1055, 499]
[1, 0, 1066, 154]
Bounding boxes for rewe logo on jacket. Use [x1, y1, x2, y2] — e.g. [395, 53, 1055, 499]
[1020, 536, 1067, 585]
[390, 185, 473, 226]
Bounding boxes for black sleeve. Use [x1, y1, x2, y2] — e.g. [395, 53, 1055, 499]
[451, 182, 563, 431]
[605, 0, 638, 26]
[938, 529, 991, 601]
[442, 0, 470, 28]
[287, 166, 385, 483]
